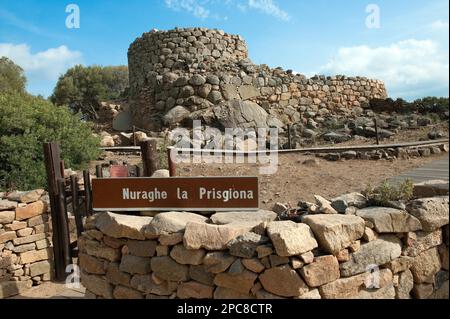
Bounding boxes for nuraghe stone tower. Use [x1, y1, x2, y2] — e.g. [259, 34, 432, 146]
[128, 27, 387, 131]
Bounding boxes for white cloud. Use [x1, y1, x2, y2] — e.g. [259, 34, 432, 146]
[429, 20, 449, 31]
[0, 43, 83, 96]
[165, 0, 210, 19]
[318, 39, 449, 100]
[247, 0, 290, 21]
[163, 0, 290, 21]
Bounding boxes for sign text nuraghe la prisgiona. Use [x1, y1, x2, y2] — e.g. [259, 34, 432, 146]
[122, 187, 255, 203]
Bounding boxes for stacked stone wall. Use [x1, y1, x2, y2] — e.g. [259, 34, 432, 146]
[0, 190, 53, 298]
[78, 194, 449, 299]
[128, 28, 388, 131]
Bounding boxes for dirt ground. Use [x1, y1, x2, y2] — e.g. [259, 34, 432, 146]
[8, 282, 85, 299]
[92, 150, 447, 210]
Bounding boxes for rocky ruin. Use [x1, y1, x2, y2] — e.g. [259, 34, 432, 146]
[128, 27, 387, 133]
[77, 187, 449, 299]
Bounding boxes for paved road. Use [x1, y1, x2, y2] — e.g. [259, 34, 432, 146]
[390, 154, 449, 184]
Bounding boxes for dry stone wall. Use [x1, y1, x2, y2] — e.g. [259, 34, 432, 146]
[128, 28, 387, 131]
[0, 190, 53, 298]
[78, 194, 449, 299]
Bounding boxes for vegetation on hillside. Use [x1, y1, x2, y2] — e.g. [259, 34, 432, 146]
[0, 57, 27, 93]
[0, 58, 100, 191]
[50, 65, 129, 120]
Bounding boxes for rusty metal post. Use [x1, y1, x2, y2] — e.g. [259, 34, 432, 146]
[167, 147, 176, 177]
[374, 118, 380, 145]
[287, 124, 292, 149]
[141, 139, 158, 177]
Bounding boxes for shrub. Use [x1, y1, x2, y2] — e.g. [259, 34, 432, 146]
[50, 65, 129, 119]
[363, 179, 414, 207]
[0, 91, 100, 191]
[0, 57, 26, 93]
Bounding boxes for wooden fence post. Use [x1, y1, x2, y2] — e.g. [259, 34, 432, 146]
[43, 142, 66, 281]
[141, 139, 158, 177]
[95, 164, 103, 178]
[57, 178, 72, 268]
[374, 118, 380, 145]
[83, 170, 92, 217]
[167, 147, 176, 177]
[70, 175, 83, 238]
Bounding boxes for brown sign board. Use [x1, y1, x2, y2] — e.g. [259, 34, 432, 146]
[92, 177, 259, 212]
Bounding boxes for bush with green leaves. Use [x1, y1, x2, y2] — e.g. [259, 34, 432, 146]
[0, 56, 27, 93]
[0, 91, 100, 191]
[363, 179, 414, 207]
[50, 65, 129, 119]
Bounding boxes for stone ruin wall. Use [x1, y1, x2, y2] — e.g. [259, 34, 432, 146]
[128, 27, 388, 131]
[78, 194, 449, 300]
[1, 190, 53, 298]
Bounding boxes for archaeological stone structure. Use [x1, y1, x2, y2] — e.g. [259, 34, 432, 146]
[128, 27, 388, 132]
[78, 192, 449, 299]
[1, 190, 53, 298]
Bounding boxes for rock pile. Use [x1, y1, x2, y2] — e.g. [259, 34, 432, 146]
[97, 101, 124, 123]
[128, 28, 387, 132]
[78, 193, 449, 299]
[0, 190, 53, 298]
[316, 142, 449, 162]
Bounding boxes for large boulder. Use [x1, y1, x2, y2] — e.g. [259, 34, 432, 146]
[410, 247, 441, 283]
[407, 197, 449, 231]
[299, 255, 340, 287]
[183, 222, 263, 250]
[339, 235, 402, 277]
[396, 269, 414, 299]
[213, 100, 269, 129]
[331, 192, 367, 213]
[144, 212, 207, 239]
[0, 199, 17, 211]
[356, 207, 422, 233]
[170, 244, 205, 265]
[319, 269, 393, 299]
[259, 266, 309, 297]
[302, 214, 365, 254]
[214, 270, 258, 294]
[403, 230, 442, 257]
[150, 256, 189, 282]
[0, 211, 15, 224]
[95, 212, 152, 240]
[267, 221, 318, 256]
[226, 232, 269, 258]
[211, 210, 277, 225]
[163, 106, 191, 126]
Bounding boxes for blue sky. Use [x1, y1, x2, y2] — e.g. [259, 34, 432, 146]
[0, 0, 448, 100]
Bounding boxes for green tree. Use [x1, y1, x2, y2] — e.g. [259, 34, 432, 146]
[0, 57, 27, 93]
[0, 91, 100, 191]
[51, 65, 129, 119]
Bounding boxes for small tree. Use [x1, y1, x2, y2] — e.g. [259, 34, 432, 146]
[0, 91, 100, 191]
[0, 57, 27, 93]
[50, 65, 129, 119]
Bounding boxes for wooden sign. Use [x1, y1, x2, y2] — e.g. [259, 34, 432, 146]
[92, 177, 259, 212]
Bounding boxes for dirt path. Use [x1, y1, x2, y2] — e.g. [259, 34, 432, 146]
[177, 152, 448, 209]
[8, 282, 85, 299]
